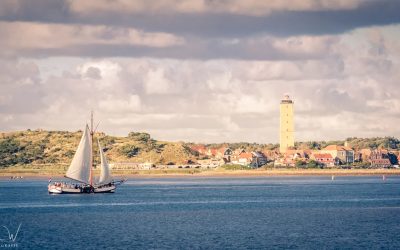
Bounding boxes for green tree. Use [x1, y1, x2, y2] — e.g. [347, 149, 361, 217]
[128, 132, 151, 142]
[307, 160, 321, 169]
[295, 160, 306, 168]
[119, 144, 140, 158]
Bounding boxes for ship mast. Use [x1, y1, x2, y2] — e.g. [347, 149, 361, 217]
[90, 111, 94, 187]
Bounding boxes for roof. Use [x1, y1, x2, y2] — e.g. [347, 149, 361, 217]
[252, 151, 266, 158]
[285, 150, 308, 158]
[360, 148, 372, 155]
[239, 152, 253, 159]
[190, 145, 206, 151]
[210, 149, 218, 155]
[324, 145, 353, 151]
[233, 149, 246, 155]
[218, 147, 231, 154]
[313, 153, 333, 159]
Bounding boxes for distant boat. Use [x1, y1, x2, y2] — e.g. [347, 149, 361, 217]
[382, 175, 386, 181]
[331, 175, 335, 181]
[48, 112, 125, 194]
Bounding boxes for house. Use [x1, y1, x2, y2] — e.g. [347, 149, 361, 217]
[285, 150, 310, 159]
[233, 148, 246, 156]
[359, 148, 372, 163]
[387, 152, 399, 165]
[252, 151, 268, 167]
[262, 150, 279, 161]
[215, 147, 233, 162]
[206, 148, 218, 157]
[311, 153, 335, 167]
[231, 149, 246, 163]
[322, 145, 354, 164]
[275, 150, 309, 167]
[237, 152, 253, 166]
[190, 145, 207, 155]
[369, 150, 392, 168]
[231, 151, 251, 165]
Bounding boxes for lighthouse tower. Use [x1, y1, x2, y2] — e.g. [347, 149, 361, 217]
[280, 95, 295, 153]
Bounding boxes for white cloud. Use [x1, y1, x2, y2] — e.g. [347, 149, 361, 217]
[98, 95, 142, 113]
[77, 60, 122, 89]
[144, 68, 175, 95]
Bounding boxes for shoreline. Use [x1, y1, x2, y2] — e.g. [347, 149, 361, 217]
[1, 169, 400, 179]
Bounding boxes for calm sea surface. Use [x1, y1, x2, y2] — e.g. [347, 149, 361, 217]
[1, 176, 400, 249]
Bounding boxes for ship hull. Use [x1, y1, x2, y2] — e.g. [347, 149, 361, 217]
[48, 184, 116, 194]
[94, 185, 116, 193]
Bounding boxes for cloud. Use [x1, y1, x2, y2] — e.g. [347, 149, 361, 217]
[0, 22, 341, 60]
[0, 21, 185, 57]
[99, 95, 142, 113]
[1, 0, 399, 40]
[68, 0, 364, 16]
[143, 68, 176, 95]
[84, 67, 102, 80]
[0, 1, 400, 143]
[1, 52, 399, 142]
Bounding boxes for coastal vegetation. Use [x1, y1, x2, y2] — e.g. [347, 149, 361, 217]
[0, 130, 399, 170]
[295, 137, 400, 150]
[0, 130, 198, 167]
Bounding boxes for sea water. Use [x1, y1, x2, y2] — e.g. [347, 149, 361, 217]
[1, 176, 400, 249]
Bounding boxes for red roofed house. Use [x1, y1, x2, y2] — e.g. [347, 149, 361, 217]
[275, 150, 309, 167]
[262, 150, 279, 161]
[311, 153, 335, 167]
[322, 145, 354, 164]
[206, 148, 218, 157]
[237, 152, 253, 165]
[231, 151, 255, 166]
[190, 145, 207, 155]
[369, 150, 392, 168]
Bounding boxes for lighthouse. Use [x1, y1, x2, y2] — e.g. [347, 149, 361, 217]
[279, 95, 295, 153]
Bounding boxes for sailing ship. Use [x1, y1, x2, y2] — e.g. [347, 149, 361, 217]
[48, 113, 124, 194]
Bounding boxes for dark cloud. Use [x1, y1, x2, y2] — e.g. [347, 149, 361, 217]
[84, 66, 102, 80]
[1, 0, 399, 38]
[11, 40, 330, 60]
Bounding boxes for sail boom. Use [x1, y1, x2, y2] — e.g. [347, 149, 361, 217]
[64, 175, 90, 185]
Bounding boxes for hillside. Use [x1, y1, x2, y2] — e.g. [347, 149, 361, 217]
[0, 130, 198, 167]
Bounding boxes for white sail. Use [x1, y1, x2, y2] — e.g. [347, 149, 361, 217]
[98, 139, 112, 185]
[65, 125, 92, 184]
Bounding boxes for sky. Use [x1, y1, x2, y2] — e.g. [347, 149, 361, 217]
[0, 0, 400, 143]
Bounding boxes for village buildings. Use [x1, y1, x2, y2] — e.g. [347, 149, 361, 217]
[183, 96, 398, 170]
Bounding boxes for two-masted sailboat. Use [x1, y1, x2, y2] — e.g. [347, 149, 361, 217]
[48, 113, 124, 194]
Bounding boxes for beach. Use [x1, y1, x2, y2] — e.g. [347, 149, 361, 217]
[1, 167, 400, 179]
